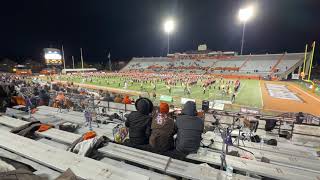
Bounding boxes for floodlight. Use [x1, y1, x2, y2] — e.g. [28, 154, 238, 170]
[238, 5, 255, 55]
[164, 19, 175, 34]
[239, 6, 253, 22]
[163, 18, 176, 54]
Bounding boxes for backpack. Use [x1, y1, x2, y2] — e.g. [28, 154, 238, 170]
[109, 113, 120, 120]
[266, 139, 277, 146]
[250, 135, 261, 143]
[265, 119, 277, 131]
[113, 124, 129, 143]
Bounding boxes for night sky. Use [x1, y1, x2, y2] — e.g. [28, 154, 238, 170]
[1, 0, 320, 64]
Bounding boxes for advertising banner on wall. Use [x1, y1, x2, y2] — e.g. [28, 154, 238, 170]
[292, 74, 299, 80]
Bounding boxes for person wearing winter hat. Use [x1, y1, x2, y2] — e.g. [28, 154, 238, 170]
[149, 102, 175, 153]
[175, 101, 204, 154]
[124, 97, 154, 147]
[122, 95, 131, 104]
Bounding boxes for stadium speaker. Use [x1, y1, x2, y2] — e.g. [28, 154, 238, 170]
[202, 100, 209, 112]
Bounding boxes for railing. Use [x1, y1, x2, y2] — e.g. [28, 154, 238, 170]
[270, 53, 286, 76]
[280, 112, 320, 126]
[239, 56, 251, 69]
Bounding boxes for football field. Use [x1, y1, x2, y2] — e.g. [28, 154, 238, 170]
[58, 76, 263, 109]
[55, 75, 320, 116]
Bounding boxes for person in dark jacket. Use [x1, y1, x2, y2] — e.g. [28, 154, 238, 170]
[175, 101, 204, 154]
[124, 97, 153, 147]
[39, 89, 50, 106]
[149, 102, 175, 153]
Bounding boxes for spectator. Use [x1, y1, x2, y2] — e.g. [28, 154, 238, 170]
[102, 92, 111, 101]
[55, 91, 65, 102]
[175, 101, 204, 154]
[122, 95, 131, 104]
[149, 102, 174, 153]
[114, 95, 123, 103]
[109, 93, 115, 102]
[39, 89, 50, 106]
[54, 91, 66, 109]
[124, 98, 153, 148]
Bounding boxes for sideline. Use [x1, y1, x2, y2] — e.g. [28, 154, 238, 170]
[290, 84, 320, 103]
[258, 81, 264, 108]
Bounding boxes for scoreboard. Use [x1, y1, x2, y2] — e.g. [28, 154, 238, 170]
[44, 48, 62, 65]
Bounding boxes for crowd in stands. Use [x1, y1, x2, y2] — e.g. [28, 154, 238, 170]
[123, 53, 304, 77]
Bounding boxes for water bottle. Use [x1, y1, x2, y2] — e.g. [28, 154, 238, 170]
[260, 137, 264, 149]
[226, 165, 233, 177]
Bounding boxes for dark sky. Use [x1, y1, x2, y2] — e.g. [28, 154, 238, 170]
[1, 0, 320, 64]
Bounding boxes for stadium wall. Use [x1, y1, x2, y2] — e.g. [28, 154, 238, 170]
[212, 74, 262, 80]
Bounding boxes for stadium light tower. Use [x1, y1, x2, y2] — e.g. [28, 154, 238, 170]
[164, 19, 175, 55]
[239, 6, 254, 55]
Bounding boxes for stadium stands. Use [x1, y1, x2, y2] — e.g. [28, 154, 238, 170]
[122, 52, 306, 79]
[240, 54, 282, 74]
[276, 53, 304, 73]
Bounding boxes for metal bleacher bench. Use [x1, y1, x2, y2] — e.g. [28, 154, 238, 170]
[0, 116, 175, 180]
[2, 115, 320, 180]
[1, 115, 319, 180]
[201, 128, 317, 159]
[2, 116, 320, 180]
[0, 115, 252, 180]
[187, 148, 320, 180]
[203, 135, 320, 173]
[0, 129, 148, 180]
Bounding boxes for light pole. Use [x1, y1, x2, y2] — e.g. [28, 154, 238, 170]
[62, 45, 66, 69]
[72, 56, 75, 69]
[239, 6, 254, 55]
[80, 48, 84, 72]
[164, 19, 175, 55]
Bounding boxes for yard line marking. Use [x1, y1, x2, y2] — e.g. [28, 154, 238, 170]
[259, 81, 264, 108]
[290, 84, 320, 103]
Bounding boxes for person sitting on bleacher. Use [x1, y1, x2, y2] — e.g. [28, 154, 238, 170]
[149, 102, 175, 153]
[39, 89, 50, 106]
[175, 101, 204, 155]
[114, 95, 123, 103]
[55, 91, 65, 102]
[55, 91, 66, 108]
[122, 95, 132, 104]
[124, 97, 153, 148]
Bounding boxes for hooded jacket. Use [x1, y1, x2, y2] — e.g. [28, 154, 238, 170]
[125, 98, 153, 146]
[149, 110, 175, 153]
[39, 90, 50, 106]
[175, 101, 204, 154]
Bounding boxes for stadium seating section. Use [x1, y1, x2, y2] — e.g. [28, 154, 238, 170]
[122, 53, 305, 78]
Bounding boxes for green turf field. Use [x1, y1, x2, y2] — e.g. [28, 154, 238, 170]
[58, 76, 263, 109]
[293, 80, 320, 96]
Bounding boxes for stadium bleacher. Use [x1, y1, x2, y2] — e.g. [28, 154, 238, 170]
[276, 53, 304, 73]
[122, 53, 306, 79]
